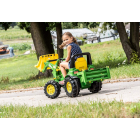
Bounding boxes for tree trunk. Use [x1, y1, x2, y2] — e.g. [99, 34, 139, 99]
[130, 22, 140, 57]
[30, 22, 54, 59]
[116, 22, 133, 63]
[56, 22, 63, 58]
[30, 22, 54, 77]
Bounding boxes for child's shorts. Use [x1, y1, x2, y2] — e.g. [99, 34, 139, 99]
[68, 61, 71, 69]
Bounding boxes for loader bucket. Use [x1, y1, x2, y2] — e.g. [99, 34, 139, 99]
[35, 54, 59, 72]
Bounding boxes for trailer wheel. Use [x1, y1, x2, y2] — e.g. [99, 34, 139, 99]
[88, 81, 102, 93]
[44, 80, 61, 99]
[64, 77, 79, 97]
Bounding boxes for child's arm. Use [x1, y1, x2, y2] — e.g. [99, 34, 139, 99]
[65, 45, 71, 62]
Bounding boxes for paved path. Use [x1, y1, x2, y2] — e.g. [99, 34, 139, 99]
[0, 80, 140, 106]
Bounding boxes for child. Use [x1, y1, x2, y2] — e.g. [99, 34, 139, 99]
[59, 32, 82, 85]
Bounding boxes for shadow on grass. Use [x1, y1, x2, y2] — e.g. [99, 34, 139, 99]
[93, 57, 128, 69]
[13, 76, 53, 84]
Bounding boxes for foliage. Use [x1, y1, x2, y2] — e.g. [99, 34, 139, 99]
[102, 22, 117, 30]
[9, 26, 13, 29]
[14, 25, 20, 29]
[130, 51, 140, 64]
[76, 36, 86, 43]
[0, 22, 12, 30]
[61, 22, 100, 29]
[0, 76, 9, 84]
[90, 26, 99, 33]
[62, 22, 75, 29]
[11, 43, 31, 51]
[88, 22, 100, 28]
[18, 22, 59, 33]
[47, 22, 56, 31]
[46, 22, 88, 31]
[17, 22, 31, 33]
[18, 22, 57, 33]
[99, 22, 117, 33]
[0, 22, 100, 38]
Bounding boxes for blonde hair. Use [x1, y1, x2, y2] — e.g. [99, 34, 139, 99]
[59, 32, 78, 49]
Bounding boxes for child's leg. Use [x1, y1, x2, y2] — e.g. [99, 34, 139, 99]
[60, 62, 69, 78]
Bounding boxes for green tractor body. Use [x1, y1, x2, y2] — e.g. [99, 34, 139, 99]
[35, 52, 111, 99]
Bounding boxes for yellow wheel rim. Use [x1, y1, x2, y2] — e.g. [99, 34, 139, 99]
[66, 82, 72, 93]
[46, 84, 55, 95]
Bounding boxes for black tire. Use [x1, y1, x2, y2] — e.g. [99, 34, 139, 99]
[64, 77, 79, 97]
[44, 80, 61, 99]
[88, 81, 102, 93]
[74, 78, 80, 93]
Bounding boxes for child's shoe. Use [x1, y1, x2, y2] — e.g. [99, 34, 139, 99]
[59, 80, 65, 85]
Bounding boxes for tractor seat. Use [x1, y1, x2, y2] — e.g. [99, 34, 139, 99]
[75, 57, 88, 71]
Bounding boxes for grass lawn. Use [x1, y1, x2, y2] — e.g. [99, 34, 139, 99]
[0, 39, 140, 90]
[0, 53, 52, 90]
[0, 100, 140, 118]
[0, 28, 31, 41]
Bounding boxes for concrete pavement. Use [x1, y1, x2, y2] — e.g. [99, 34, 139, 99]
[0, 79, 140, 106]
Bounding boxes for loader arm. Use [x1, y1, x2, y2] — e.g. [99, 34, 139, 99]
[42, 59, 60, 78]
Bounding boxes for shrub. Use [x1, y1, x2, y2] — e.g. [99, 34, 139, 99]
[14, 26, 19, 29]
[11, 43, 31, 51]
[130, 51, 140, 64]
[0, 76, 9, 84]
[9, 26, 13, 29]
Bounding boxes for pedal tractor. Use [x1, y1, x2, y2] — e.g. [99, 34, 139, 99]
[35, 52, 111, 99]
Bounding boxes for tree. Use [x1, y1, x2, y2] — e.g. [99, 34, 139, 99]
[62, 22, 74, 29]
[18, 22, 31, 33]
[30, 22, 54, 59]
[100, 22, 140, 63]
[18, 22, 63, 59]
[70, 22, 100, 29]
[18, 22, 55, 77]
[56, 22, 63, 58]
[130, 22, 140, 58]
[0, 22, 12, 30]
[18, 22, 55, 59]
[30, 22, 54, 77]
[116, 22, 133, 62]
[117, 22, 140, 62]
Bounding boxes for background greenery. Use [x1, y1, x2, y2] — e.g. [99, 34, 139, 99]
[0, 28, 31, 41]
[0, 23, 98, 41]
[0, 39, 140, 90]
